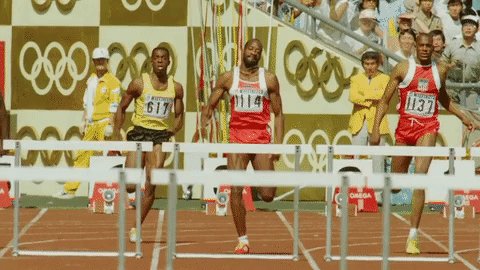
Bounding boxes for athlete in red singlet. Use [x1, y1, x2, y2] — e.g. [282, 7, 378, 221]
[201, 39, 284, 254]
[370, 33, 477, 255]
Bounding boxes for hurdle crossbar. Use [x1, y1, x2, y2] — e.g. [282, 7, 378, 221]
[16, 250, 138, 257]
[159, 143, 312, 270]
[316, 145, 466, 157]
[162, 142, 314, 154]
[3, 139, 153, 152]
[175, 253, 295, 260]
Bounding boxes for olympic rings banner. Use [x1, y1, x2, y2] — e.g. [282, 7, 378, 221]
[0, 0, 463, 197]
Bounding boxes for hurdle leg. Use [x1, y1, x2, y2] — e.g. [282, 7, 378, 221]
[166, 172, 178, 270]
[166, 144, 180, 270]
[339, 175, 349, 270]
[382, 176, 392, 270]
[324, 146, 334, 262]
[292, 145, 301, 261]
[135, 143, 143, 258]
[448, 148, 455, 264]
[12, 141, 21, 256]
[118, 171, 126, 270]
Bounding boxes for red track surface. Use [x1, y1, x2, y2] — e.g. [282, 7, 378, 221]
[0, 208, 478, 270]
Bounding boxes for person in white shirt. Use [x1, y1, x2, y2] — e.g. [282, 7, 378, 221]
[440, 0, 463, 43]
[345, 9, 382, 56]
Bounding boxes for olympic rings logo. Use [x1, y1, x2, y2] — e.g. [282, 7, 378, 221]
[121, 0, 166, 11]
[19, 41, 90, 96]
[109, 42, 177, 87]
[282, 128, 353, 171]
[283, 40, 358, 101]
[16, 126, 82, 167]
[31, 0, 77, 13]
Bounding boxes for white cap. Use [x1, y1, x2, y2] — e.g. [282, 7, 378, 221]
[92, 47, 109, 59]
[461, 15, 479, 25]
[359, 9, 378, 22]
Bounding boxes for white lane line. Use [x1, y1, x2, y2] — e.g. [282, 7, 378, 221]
[276, 211, 321, 270]
[150, 210, 165, 270]
[0, 208, 48, 257]
[393, 213, 479, 270]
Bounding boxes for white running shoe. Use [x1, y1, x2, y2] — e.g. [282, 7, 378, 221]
[52, 191, 75, 199]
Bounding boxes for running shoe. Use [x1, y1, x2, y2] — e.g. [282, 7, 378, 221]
[129, 228, 141, 243]
[234, 242, 250, 254]
[406, 237, 420, 254]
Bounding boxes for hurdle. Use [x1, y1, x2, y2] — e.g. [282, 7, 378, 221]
[153, 169, 480, 270]
[2, 140, 153, 259]
[0, 167, 142, 270]
[316, 145, 466, 266]
[466, 147, 480, 264]
[160, 142, 314, 268]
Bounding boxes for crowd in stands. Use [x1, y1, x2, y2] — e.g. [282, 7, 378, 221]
[251, 0, 480, 109]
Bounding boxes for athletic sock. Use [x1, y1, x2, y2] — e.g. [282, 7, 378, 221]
[238, 235, 249, 245]
[408, 228, 417, 239]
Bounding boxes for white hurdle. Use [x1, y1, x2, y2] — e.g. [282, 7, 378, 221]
[0, 167, 142, 270]
[152, 169, 480, 270]
[316, 145, 467, 269]
[161, 142, 314, 269]
[2, 140, 153, 260]
[465, 147, 480, 264]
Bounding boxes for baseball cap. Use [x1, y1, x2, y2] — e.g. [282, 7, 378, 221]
[461, 15, 479, 26]
[359, 9, 378, 22]
[398, 13, 415, 20]
[92, 47, 110, 59]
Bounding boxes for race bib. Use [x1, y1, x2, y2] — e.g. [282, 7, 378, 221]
[234, 92, 263, 113]
[405, 92, 436, 117]
[143, 95, 174, 119]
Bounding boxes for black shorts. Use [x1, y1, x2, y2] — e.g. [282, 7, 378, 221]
[126, 126, 173, 146]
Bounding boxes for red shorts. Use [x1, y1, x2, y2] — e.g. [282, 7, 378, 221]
[395, 118, 439, 146]
[229, 127, 271, 144]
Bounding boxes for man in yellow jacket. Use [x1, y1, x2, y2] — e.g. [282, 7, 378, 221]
[53, 47, 121, 199]
[348, 51, 390, 173]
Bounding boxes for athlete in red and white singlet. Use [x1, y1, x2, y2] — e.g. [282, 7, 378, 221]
[396, 57, 441, 145]
[370, 33, 477, 255]
[201, 39, 284, 255]
[229, 67, 271, 144]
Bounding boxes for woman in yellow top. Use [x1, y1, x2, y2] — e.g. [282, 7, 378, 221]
[53, 47, 121, 199]
[112, 46, 184, 243]
[348, 51, 390, 173]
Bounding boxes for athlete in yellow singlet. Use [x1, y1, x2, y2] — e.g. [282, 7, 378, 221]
[112, 46, 184, 243]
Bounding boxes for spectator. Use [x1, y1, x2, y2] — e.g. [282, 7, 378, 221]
[316, 0, 350, 50]
[387, 12, 415, 51]
[350, 0, 383, 40]
[463, 0, 480, 17]
[413, 0, 443, 33]
[348, 51, 390, 174]
[294, 0, 317, 32]
[379, 0, 406, 36]
[440, 0, 463, 43]
[441, 15, 480, 110]
[431, 29, 446, 61]
[389, 29, 417, 67]
[345, 9, 382, 56]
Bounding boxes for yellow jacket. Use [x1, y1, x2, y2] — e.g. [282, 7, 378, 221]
[348, 72, 390, 135]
